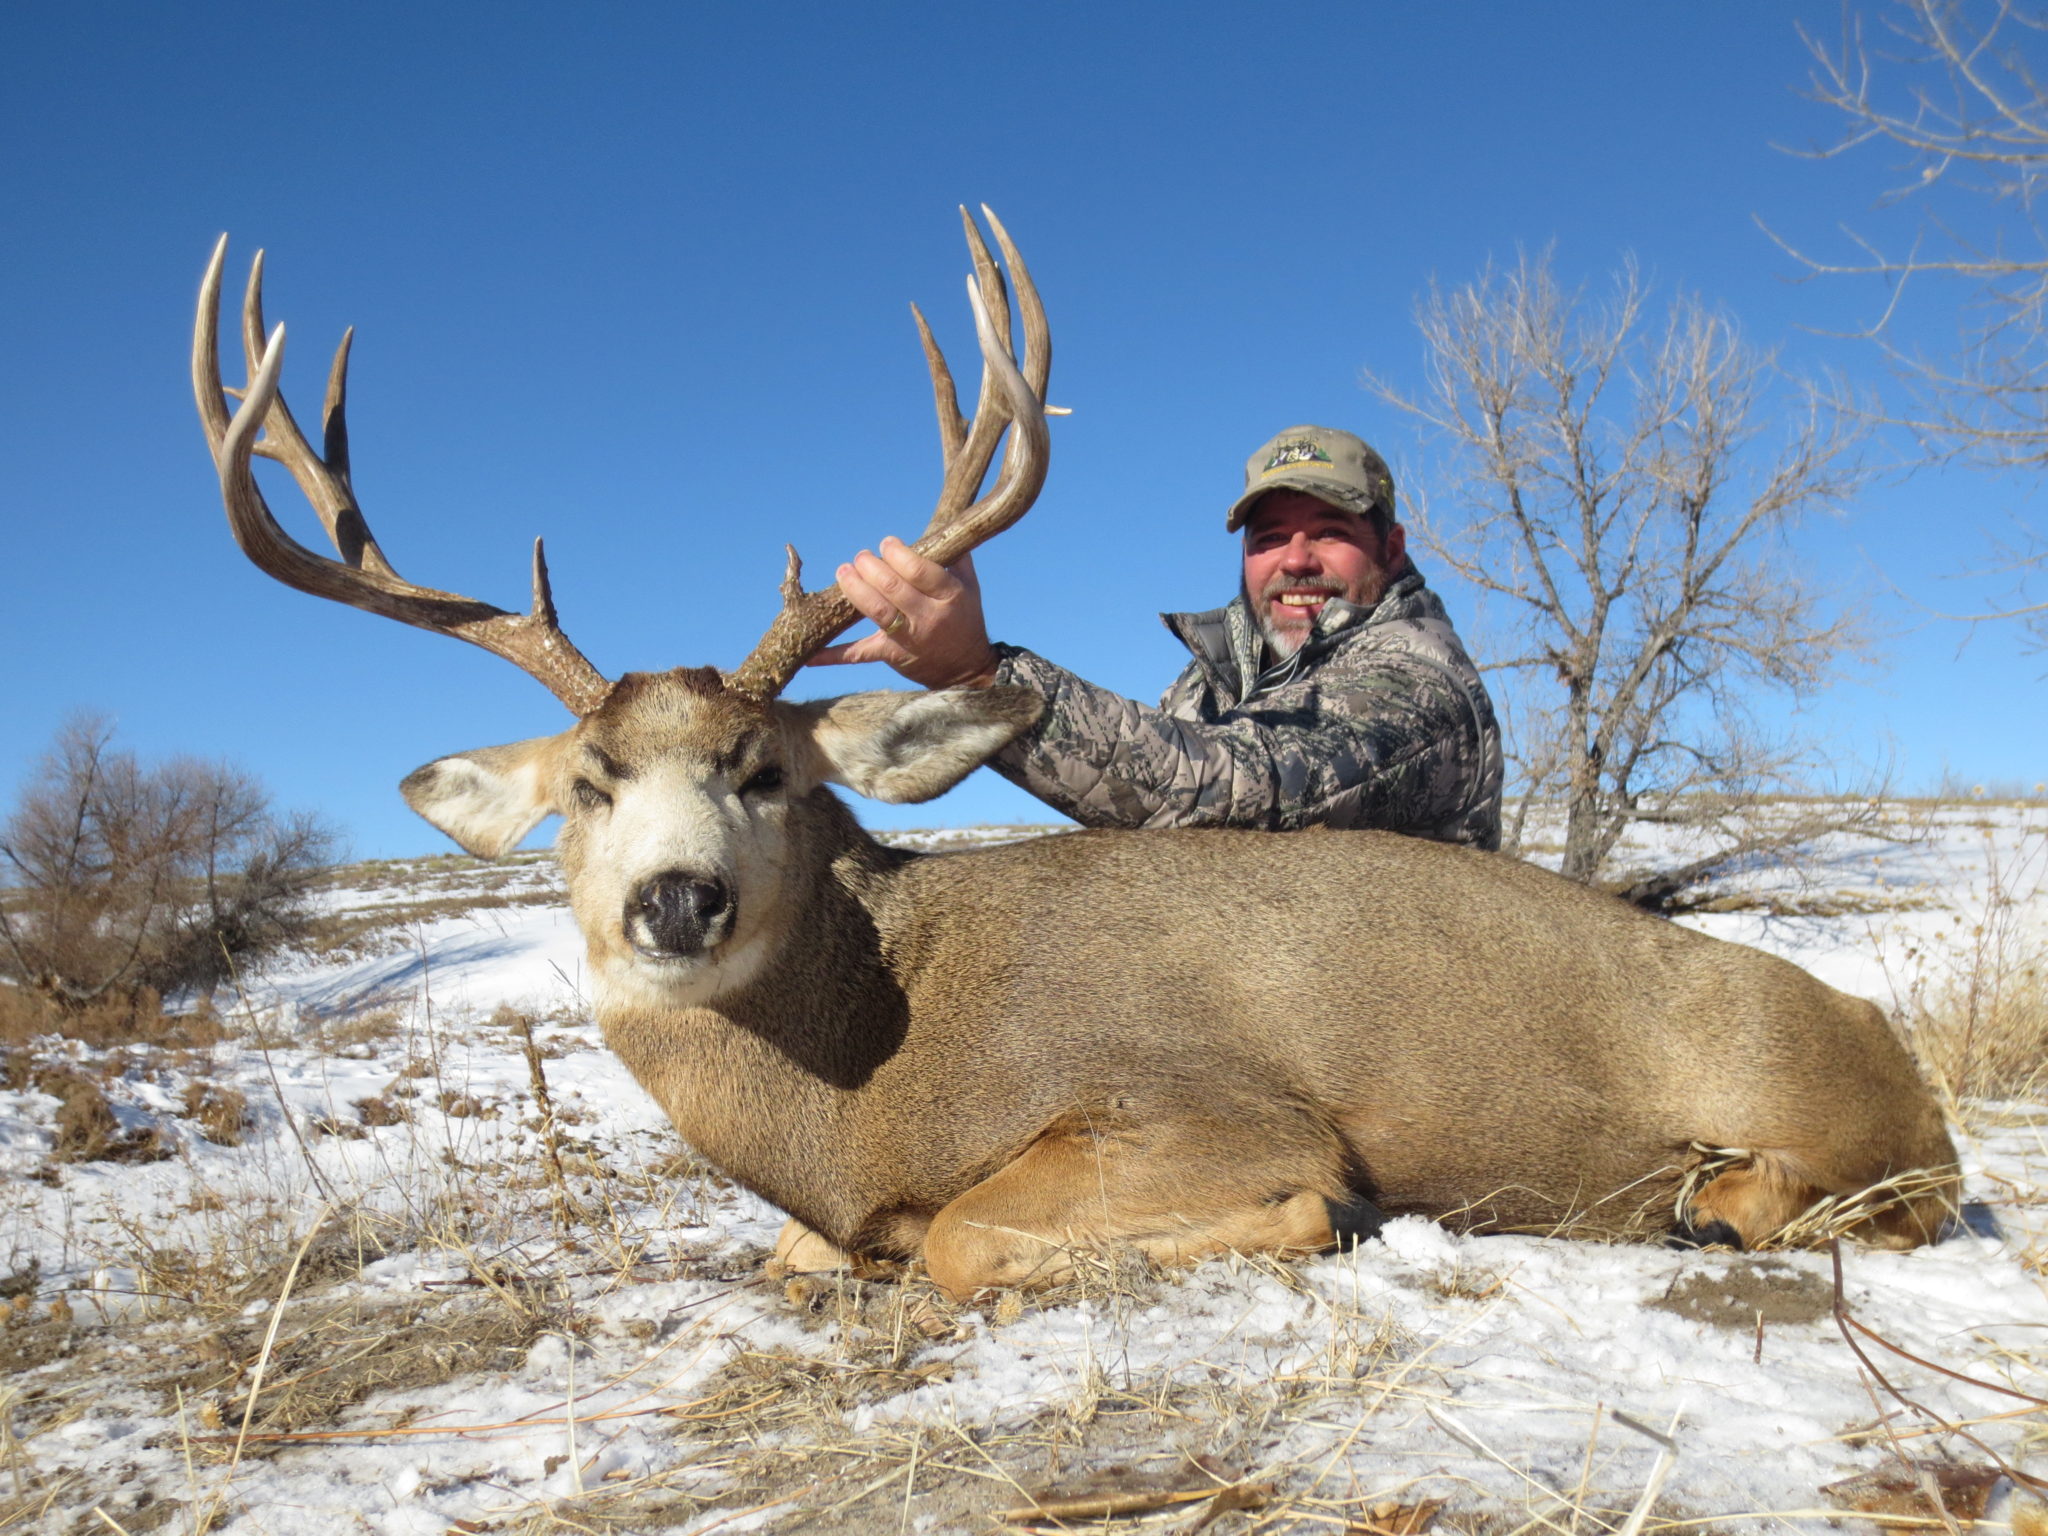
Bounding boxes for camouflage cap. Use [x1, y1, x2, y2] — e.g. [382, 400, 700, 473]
[1225, 425, 1397, 532]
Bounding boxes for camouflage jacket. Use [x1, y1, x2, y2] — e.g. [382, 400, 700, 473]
[988, 571, 1503, 847]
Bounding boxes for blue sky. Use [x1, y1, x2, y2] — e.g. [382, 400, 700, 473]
[4, 2, 2042, 859]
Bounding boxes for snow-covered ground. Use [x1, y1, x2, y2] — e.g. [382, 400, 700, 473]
[2, 806, 2044, 1534]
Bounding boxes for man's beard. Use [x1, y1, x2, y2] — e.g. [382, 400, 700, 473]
[1251, 570, 1387, 660]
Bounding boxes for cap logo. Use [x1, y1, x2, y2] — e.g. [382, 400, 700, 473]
[1262, 439, 1332, 476]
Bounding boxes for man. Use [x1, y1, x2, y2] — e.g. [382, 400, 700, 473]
[812, 425, 1503, 848]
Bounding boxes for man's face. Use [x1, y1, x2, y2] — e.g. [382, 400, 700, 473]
[1242, 490, 1405, 658]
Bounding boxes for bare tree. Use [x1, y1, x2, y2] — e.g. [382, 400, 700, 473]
[0, 715, 338, 1009]
[1369, 254, 1878, 899]
[1779, 0, 2048, 635]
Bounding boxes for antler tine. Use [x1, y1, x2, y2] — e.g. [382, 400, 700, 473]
[980, 205, 1050, 401]
[193, 237, 235, 447]
[911, 303, 968, 465]
[960, 205, 1013, 361]
[912, 263, 1051, 568]
[321, 327, 356, 524]
[194, 241, 613, 717]
[725, 207, 1053, 702]
[915, 205, 1051, 558]
[923, 208, 1018, 525]
[235, 252, 395, 577]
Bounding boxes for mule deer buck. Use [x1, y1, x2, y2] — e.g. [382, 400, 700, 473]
[193, 212, 1958, 1299]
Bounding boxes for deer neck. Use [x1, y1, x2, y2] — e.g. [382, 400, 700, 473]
[592, 791, 919, 1207]
[714, 791, 914, 1082]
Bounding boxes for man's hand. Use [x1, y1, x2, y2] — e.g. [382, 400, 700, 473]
[809, 538, 999, 689]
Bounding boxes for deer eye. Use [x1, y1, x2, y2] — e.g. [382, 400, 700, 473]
[572, 779, 612, 812]
[739, 765, 784, 797]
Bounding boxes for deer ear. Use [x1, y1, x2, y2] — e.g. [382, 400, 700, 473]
[788, 688, 1042, 804]
[400, 736, 565, 856]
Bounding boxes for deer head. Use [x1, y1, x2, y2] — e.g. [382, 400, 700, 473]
[194, 209, 1052, 1007]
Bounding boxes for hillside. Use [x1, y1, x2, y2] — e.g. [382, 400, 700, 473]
[0, 806, 2043, 1535]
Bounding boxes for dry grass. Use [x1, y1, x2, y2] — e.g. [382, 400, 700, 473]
[1893, 823, 2048, 1109]
[1911, 951, 2048, 1107]
[0, 988, 736, 1530]
[0, 984, 228, 1051]
[301, 888, 570, 962]
[547, 1250, 1438, 1535]
[0, 1060, 1495, 1536]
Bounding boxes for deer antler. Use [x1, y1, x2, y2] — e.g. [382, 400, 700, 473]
[192, 237, 613, 716]
[724, 205, 1051, 701]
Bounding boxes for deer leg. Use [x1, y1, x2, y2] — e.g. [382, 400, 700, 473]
[767, 1218, 904, 1281]
[769, 1218, 856, 1276]
[1680, 1160, 1809, 1247]
[1685, 1150, 1958, 1251]
[921, 1105, 1361, 1300]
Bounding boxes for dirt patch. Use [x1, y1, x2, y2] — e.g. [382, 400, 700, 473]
[1647, 1258, 1834, 1328]
[70, 1490, 186, 1535]
[149, 1292, 546, 1439]
[0, 1312, 77, 1374]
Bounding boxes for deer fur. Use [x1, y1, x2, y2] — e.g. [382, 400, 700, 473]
[401, 667, 1959, 1298]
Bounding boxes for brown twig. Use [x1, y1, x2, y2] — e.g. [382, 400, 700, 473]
[998, 1482, 1243, 1524]
[509, 1009, 571, 1230]
[1829, 1239, 2048, 1492]
[186, 1388, 750, 1446]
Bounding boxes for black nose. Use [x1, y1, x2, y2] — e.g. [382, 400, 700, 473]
[629, 870, 734, 956]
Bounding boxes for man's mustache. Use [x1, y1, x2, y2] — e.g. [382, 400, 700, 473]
[1256, 574, 1348, 607]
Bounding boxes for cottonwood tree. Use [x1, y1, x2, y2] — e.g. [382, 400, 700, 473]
[0, 715, 337, 1009]
[1369, 254, 1877, 900]
[1782, 0, 2048, 637]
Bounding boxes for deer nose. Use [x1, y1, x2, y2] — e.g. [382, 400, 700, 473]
[628, 870, 735, 957]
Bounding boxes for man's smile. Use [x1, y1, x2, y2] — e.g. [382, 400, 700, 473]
[1264, 579, 1349, 628]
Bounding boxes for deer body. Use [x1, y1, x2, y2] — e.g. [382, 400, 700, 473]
[588, 731, 1954, 1288]
[193, 217, 1958, 1300]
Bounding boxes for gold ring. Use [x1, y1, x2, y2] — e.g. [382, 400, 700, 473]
[883, 612, 908, 637]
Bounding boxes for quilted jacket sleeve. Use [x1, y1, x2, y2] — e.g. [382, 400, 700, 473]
[986, 643, 1494, 839]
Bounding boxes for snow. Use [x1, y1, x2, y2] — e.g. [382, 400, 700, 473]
[2, 807, 2044, 1533]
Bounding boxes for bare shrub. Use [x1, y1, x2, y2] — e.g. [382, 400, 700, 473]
[0, 714, 339, 1014]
